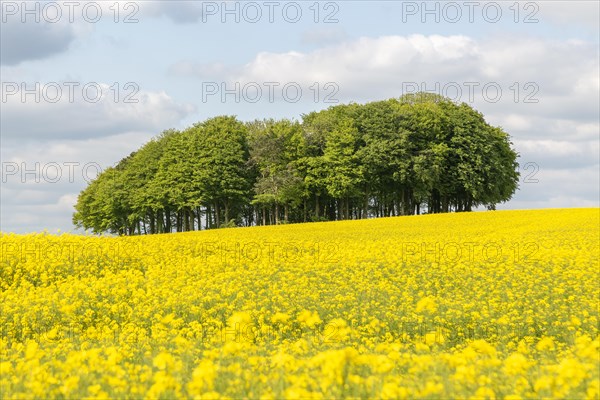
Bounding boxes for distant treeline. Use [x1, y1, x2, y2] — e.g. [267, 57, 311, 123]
[73, 93, 520, 235]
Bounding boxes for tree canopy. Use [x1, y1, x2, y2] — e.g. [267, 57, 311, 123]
[73, 93, 520, 235]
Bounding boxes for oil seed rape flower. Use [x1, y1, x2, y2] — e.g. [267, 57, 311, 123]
[0, 208, 598, 398]
[416, 296, 438, 314]
[153, 352, 175, 371]
[503, 353, 531, 376]
[536, 337, 555, 352]
[188, 360, 217, 394]
[297, 310, 322, 327]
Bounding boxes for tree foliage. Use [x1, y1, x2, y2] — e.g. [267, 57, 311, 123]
[73, 94, 520, 234]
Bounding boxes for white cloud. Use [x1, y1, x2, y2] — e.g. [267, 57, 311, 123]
[0, 0, 106, 65]
[173, 33, 598, 124]
[1, 83, 195, 140]
[233, 34, 480, 86]
[513, 139, 599, 169]
[501, 164, 600, 210]
[539, 1, 600, 29]
[0, 14, 78, 66]
[1, 131, 156, 233]
[500, 114, 533, 132]
[0, 0, 206, 66]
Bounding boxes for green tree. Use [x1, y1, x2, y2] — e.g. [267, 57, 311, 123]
[73, 93, 520, 234]
[196, 116, 251, 227]
[248, 119, 306, 224]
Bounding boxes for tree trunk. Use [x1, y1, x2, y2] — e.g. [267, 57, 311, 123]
[157, 210, 163, 233]
[224, 200, 230, 224]
[303, 199, 307, 222]
[214, 202, 220, 227]
[165, 209, 172, 233]
[363, 185, 369, 219]
[345, 197, 350, 220]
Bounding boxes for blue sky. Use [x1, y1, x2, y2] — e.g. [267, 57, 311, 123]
[1, 1, 599, 233]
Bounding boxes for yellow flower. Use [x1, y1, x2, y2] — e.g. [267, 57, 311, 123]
[25, 340, 40, 360]
[415, 296, 438, 314]
[503, 353, 530, 376]
[381, 382, 410, 399]
[228, 311, 253, 327]
[188, 359, 217, 394]
[1, 208, 598, 398]
[534, 375, 553, 393]
[470, 340, 497, 357]
[272, 312, 290, 323]
[153, 351, 174, 370]
[536, 337, 555, 352]
[297, 310, 322, 327]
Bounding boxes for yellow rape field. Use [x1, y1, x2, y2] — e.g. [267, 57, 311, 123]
[1, 208, 599, 399]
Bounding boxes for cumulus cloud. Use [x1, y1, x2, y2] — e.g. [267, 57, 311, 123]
[513, 139, 599, 169]
[504, 165, 599, 211]
[1, 83, 195, 139]
[230, 34, 481, 89]
[539, 1, 600, 29]
[170, 33, 599, 127]
[0, 0, 118, 65]
[1, 193, 80, 233]
[0, 13, 78, 65]
[0, 0, 206, 66]
[1, 131, 156, 233]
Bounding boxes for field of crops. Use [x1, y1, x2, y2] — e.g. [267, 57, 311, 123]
[1, 208, 599, 399]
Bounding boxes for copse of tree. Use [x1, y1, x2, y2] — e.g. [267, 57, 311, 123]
[73, 93, 520, 235]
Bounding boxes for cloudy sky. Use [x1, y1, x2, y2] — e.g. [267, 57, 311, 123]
[1, 0, 598, 233]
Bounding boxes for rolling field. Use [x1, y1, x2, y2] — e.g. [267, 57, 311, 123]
[1, 208, 599, 399]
